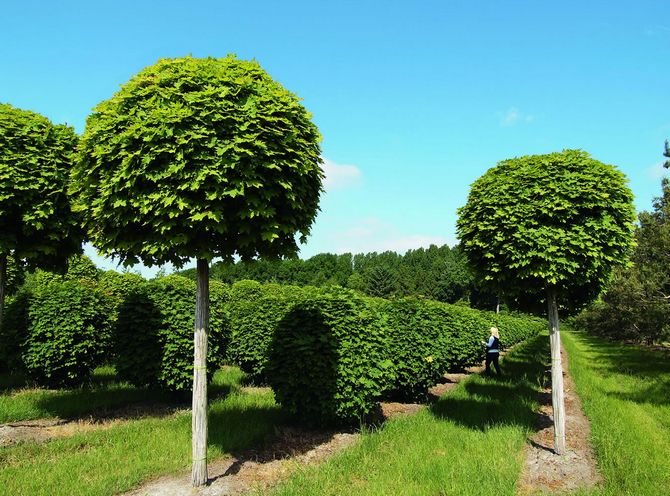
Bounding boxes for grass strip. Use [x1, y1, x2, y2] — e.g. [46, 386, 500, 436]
[562, 330, 670, 496]
[0, 366, 241, 423]
[269, 334, 549, 496]
[0, 367, 283, 496]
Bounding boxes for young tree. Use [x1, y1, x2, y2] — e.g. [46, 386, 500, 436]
[71, 56, 323, 485]
[457, 150, 635, 454]
[0, 103, 81, 331]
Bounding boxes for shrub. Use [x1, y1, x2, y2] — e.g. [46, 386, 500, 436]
[114, 275, 228, 391]
[226, 283, 304, 382]
[0, 288, 32, 372]
[21, 281, 114, 387]
[268, 287, 394, 425]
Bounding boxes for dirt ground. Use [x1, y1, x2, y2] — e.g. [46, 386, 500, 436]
[517, 346, 603, 494]
[122, 427, 360, 496]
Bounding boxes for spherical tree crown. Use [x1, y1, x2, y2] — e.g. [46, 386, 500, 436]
[72, 55, 323, 267]
[0, 103, 81, 268]
[457, 150, 636, 307]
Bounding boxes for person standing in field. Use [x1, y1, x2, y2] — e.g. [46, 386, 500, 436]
[483, 327, 501, 376]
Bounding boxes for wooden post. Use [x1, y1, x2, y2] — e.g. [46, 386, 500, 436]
[0, 253, 7, 333]
[547, 287, 566, 455]
[191, 258, 209, 486]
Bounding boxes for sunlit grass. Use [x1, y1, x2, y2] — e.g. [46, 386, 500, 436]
[562, 331, 670, 496]
[0, 366, 282, 496]
[0, 366, 242, 423]
[268, 335, 549, 496]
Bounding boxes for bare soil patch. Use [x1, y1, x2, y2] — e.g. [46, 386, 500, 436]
[517, 346, 603, 494]
[122, 426, 360, 496]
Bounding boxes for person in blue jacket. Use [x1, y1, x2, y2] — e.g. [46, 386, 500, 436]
[483, 327, 501, 376]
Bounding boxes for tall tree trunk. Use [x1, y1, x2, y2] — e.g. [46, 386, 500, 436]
[191, 258, 209, 486]
[547, 287, 566, 455]
[0, 253, 6, 333]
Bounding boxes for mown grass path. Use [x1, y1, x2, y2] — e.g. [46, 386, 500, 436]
[269, 334, 549, 496]
[562, 331, 670, 496]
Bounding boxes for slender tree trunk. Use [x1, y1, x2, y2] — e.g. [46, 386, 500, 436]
[0, 253, 7, 333]
[191, 258, 209, 486]
[495, 295, 500, 314]
[547, 287, 566, 455]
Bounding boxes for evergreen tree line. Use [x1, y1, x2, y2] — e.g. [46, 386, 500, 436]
[178, 244, 498, 309]
[575, 142, 670, 344]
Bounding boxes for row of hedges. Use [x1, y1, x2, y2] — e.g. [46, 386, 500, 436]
[1, 274, 544, 424]
[225, 281, 545, 423]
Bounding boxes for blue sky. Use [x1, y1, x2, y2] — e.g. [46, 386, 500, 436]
[2, 0, 669, 276]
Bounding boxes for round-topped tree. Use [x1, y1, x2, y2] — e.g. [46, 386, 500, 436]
[71, 55, 323, 485]
[0, 103, 82, 332]
[457, 149, 635, 454]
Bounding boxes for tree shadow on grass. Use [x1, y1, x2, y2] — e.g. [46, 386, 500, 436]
[429, 334, 550, 431]
[568, 332, 670, 406]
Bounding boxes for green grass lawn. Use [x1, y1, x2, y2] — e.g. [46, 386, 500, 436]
[562, 330, 670, 496]
[268, 334, 550, 496]
[0, 367, 284, 496]
[0, 366, 240, 423]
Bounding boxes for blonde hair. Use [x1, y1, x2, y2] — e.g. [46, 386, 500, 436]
[490, 327, 500, 338]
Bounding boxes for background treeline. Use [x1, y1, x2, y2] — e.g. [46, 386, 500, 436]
[575, 154, 670, 344]
[0, 259, 543, 424]
[177, 244, 499, 309]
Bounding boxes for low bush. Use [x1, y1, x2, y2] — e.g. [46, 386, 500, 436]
[21, 281, 114, 387]
[268, 287, 394, 425]
[114, 275, 228, 391]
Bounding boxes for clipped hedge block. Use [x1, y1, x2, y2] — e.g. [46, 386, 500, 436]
[21, 281, 114, 387]
[268, 287, 394, 425]
[226, 283, 306, 382]
[114, 275, 228, 391]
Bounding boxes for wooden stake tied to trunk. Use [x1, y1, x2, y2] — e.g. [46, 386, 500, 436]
[192, 258, 209, 486]
[547, 288, 566, 455]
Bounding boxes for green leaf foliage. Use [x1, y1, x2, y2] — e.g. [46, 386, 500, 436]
[267, 287, 395, 425]
[377, 298, 544, 401]
[0, 287, 31, 371]
[72, 55, 323, 267]
[113, 275, 229, 391]
[457, 150, 636, 310]
[226, 280, 305, 382]
[0, 103, 82, 269]
[21, 281, 114, 387]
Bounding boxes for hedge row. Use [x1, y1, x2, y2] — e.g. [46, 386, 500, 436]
[1, 274, 543, 425]
[114, 276, 228, 391]
[226, 282, 545, 422]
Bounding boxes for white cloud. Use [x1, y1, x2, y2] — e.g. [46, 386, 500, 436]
[499, 107, 534, 127]
[647, 161, 668, 180]
[322, 158, 362, 190]
[644, 25, 670, 37]
[333, 217, 451, 254]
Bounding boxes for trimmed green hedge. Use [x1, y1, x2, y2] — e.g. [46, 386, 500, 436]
[0, 288, 32, 372]
[21, 281, 114, 387]
[227, 281, 305, 383]
[114, 275, 229, 391]
[381, 300, 545, 400]
[268, 287, 394, 425]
